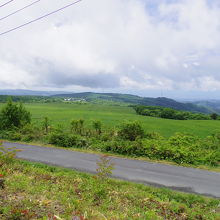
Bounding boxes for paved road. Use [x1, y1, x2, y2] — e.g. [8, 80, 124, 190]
[2, 141, 220, 198]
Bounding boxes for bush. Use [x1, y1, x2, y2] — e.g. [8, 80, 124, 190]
[142, 133, 219, 166]
[210, 113, 218, 120]
[102, 138, 145, 156]
[118, 121, 145, 141]
[202, 131, 220, 150]
[70, 119, 84, 135]
[145, 132, 164, 140]
[20, 124, 42, 142]
[96, 155, 114, 180]
[0, 143, 17, 166]
[92, 120, 102, 135]
[0, 130, 22, 141]
[48, 132, 89, 148]
[42, 117, 50, 134]
[8, 132, 22, 141]
[48, 132, 70, 147]
[96, 131, 220, 166]
[168, 133, 199, 147]
[0, 100, 31, 130]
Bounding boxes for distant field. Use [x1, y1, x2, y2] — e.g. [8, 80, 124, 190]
[1, 102, 219, 137]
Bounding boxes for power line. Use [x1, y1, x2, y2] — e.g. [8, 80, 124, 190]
[0, 0, 41, 22]
[0, 0, 83, 36]
[0, 0, 14, 8]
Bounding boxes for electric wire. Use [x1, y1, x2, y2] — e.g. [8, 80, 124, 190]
[0, 0, 14, 8]
[0, 0, 41, 22]
[0, 0, 82, 36]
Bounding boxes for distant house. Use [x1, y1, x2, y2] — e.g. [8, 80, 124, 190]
[64, 98, 86, 103]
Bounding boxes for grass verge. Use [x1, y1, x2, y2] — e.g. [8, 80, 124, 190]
[0, 158, 220, 219]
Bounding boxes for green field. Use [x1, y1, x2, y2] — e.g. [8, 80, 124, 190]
[17, 103, 220, 138]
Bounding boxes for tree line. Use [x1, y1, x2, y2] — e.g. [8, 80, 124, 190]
[133, 105, 219, 120]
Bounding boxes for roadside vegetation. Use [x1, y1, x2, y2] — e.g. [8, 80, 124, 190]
[0, 100, 219, 169]
[0, 146, 219, 219]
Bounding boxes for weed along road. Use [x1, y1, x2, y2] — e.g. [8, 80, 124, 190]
[3, 141, 220, 198]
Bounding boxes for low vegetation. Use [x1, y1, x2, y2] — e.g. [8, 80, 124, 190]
[0, 99, 31, 130]
[0, 147, 219, 219]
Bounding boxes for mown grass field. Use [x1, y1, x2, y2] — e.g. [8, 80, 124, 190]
[17, 102, 220, 138]
[0, 158, 219, 219]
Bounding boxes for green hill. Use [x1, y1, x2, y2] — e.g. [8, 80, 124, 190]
[54, 92, 211, 113]
[192, 100, 220, 114]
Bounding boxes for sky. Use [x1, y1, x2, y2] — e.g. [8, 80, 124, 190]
[0, 0, 220, 99]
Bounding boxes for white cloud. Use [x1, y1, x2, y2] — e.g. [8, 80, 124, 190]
[0, 0, 220, 95]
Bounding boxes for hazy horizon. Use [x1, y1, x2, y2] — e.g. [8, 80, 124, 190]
[0, 88, 220, 101]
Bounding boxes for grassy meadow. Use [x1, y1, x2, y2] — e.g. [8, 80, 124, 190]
[20, 102, 220, 138]
[0, 157, 219, 219]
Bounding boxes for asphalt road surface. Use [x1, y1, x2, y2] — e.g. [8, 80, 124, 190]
[2, 141, 220, 198]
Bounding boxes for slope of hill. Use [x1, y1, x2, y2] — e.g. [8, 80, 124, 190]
[0, 95, 62, 103]
[192, 100, 220, 114]
[0, 90, 213, 114]
[54, 92, 211, 113]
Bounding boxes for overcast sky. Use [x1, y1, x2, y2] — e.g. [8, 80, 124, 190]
[0, 0, 220, 99]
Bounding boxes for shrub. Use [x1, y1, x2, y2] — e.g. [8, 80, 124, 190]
[118, 121, 144, 141]
[0, 129, 24, 141]
[168, 133, 199, 147]
[202, 131, 220, 150]
[42, 117, 50, 134]
[21, 124, 42, 140]
[70, 119, 84, 135]
[48, 132, 89, 148]
[0, 143, 17, 167]
[48, 132, 68, 146]
[210, 113, 218, 120]
[96, 155, 114, 180]
[142, 133, 219, 166]
[92, 120, 102, 135]
[102, 138, 145, 156]
[0, 100, 31, 130]
[145, 132, 164, 140]
[8, 132, 22, 141]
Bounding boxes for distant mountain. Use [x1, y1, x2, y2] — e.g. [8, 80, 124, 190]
[0, 89, 69, 96]
[191, 100, 220, 114]
[53, 92, 211, 114]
